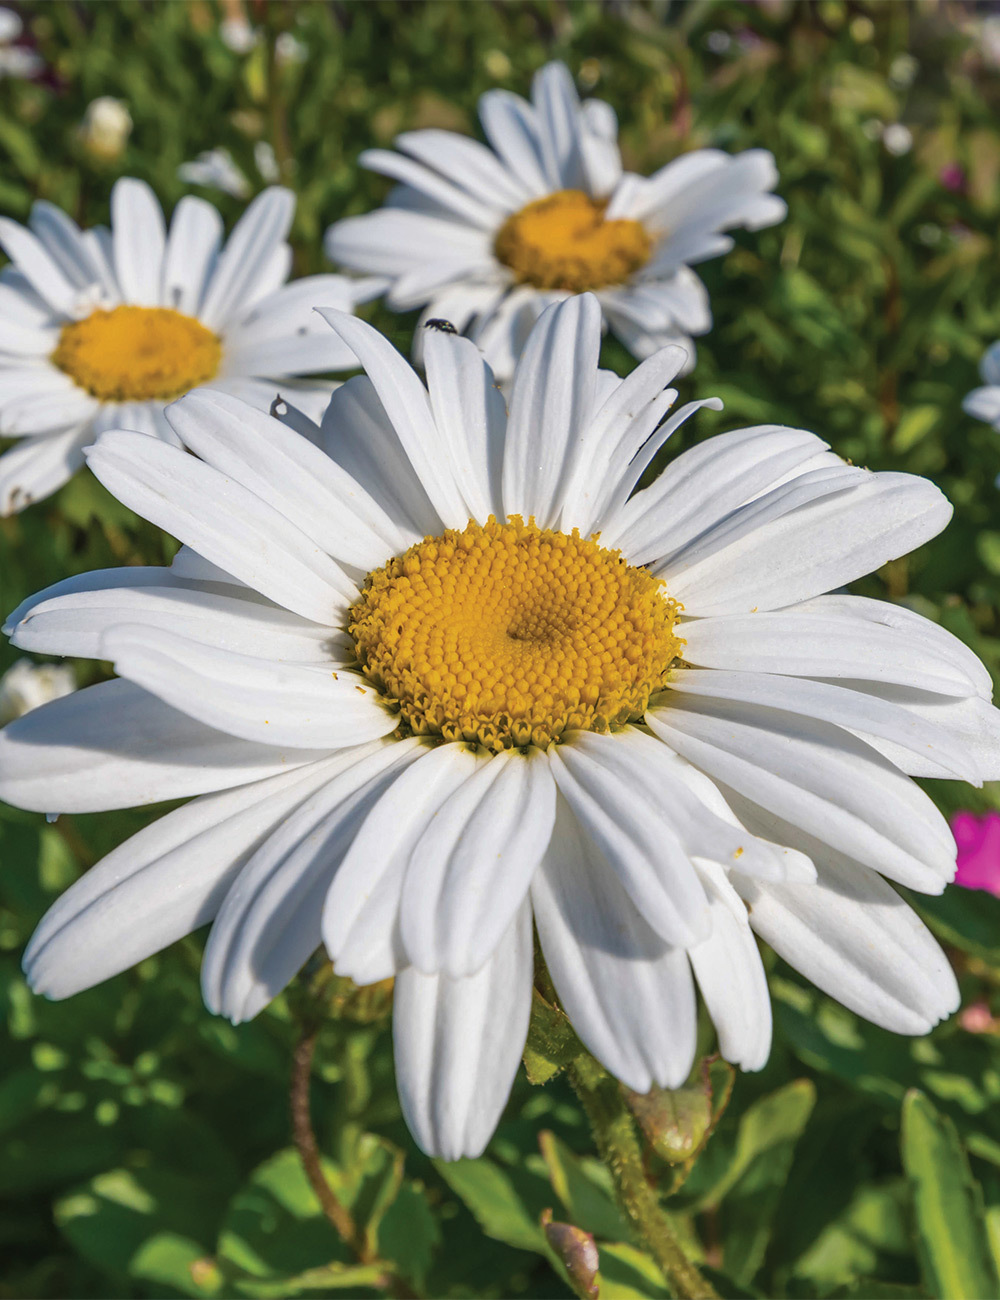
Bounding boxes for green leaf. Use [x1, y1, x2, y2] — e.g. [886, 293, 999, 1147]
[129, 1233, 225, 1298]
[538, 1130, 630, 1241]
[217, 1148, 351, 1282]
[522, 989, 583, 1085]
[597, 1242, 671, 1300]
[906, 884, 1000, 966]
[377, 1181, 440, 1289]
[55, 1165, 222, 1281]
[716, 1080, 817, 1286]
[434, 1156, 547, 1254]
[901, 1089, 1000, 1300]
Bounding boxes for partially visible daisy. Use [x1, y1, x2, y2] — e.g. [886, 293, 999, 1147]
[0, 8, 42, 80]
[1, 295, 993, 1161]
[325, 60, 786, 380]
[0, 179, 381, 513]
[0, 658, 74, 725]
[963, 342, 1000, 452]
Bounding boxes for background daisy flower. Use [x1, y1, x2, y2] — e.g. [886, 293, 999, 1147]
[0, 178, 382, 514]
[324, 60, 786, 381]
[963, 341, 1000, 452]
[1, 295, 993, 1162]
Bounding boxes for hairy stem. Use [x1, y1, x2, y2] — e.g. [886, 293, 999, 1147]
[568, 1056, 720, 1300]
[290, 1026, 361, 1252]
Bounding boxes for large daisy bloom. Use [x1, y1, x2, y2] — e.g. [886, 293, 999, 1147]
[0, 178, 380, 514]
[2, 294, 994, 1161]
[324, 60, 786, 381]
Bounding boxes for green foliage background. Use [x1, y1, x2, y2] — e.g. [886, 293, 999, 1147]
[5, 2, 1000, 1296]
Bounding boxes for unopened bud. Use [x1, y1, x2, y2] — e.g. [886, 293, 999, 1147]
[541, 1209, 599, 1300]
[78, 97, 133, 162]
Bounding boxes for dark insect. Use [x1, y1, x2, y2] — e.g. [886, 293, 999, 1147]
[424, 318, 458, 334]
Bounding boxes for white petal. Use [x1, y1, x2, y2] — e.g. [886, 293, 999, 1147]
[0, 371, 98, 437]
[532, 794, 698, 1092]
[531, 61, 585, 190]
[396, 129, 533, 208]
[579, 98, 622, 196]
[546, 733, 707, 946]
[360, 148, 502, 229]
[602, 424, 830, 560]
[85, 430, 357, 623]
[556, 344, 688, 534]
[202, 739, 423, 1021]
[981, 342, 1000, 386]
[24, 756, 349, 999]
[735, 854, 959, 1034]
[394, 900, 532, 1160]
[647, 698, 956, 894]
[325, 208, 492, 279]
[4, 564, 197, 634]
[0, 425, 89, 515]
[470, 284, 552, 383]
[478, 89, 550, 196]
[164, 389, 407, 570]
[401, 748, 555, 977]
[12, 582, 341, 663]
[502, 295, 602, 529]
[323, 742, 486, 984]
[592, 396, 722, 535]
[315, 309, 470, 526]
[0, 678, 329, 812]
[198, 188, 295, 330]
[606, 151, 730, 222]
[161, 195, 223, 315]
[660, 467, 953, 616]
[103, 623, 395, 749]
[0, 217, 79, 314]
[688, 861, 771, 1071]
[841, 686, 1000, 783]
[320, 375, 440, 539]
[111, 178, 167, 307]
[423, 329, 507, 523]
[961, 386, 1000, 427]
[667, 669, 980, 783]
[28, 202, 106, 294]
[679, 600, 989, 699]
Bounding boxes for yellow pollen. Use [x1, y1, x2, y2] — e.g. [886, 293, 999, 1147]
[51, 304, 222, 402]
[494, 189, 653, 292]
[349, 517, 683, 753]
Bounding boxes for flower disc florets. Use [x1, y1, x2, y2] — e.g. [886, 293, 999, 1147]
[349, 516, 683, 751]
[494, 189, 653, 292]
[52, 304, 222, 402]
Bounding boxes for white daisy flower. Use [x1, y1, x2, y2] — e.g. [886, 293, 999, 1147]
[77, 97, 133, 163]
[0, 658, 74, 725]
[324, 59, 786, 381]
[963, 341, 1000, 449]
[1, 295, 992, 1161]
[0, 178, 381, 514]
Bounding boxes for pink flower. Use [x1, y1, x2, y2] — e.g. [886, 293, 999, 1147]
[940, 163, 966, 193]
[952, 811, 1000, 894]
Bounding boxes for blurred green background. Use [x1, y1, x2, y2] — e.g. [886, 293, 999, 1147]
[7, 1, 1000, 1296]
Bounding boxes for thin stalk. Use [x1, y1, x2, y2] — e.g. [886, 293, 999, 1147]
[289, 1016, 417, 1300]
[290, 1026, 361, 1251]
[568, 1055, 720, 1300]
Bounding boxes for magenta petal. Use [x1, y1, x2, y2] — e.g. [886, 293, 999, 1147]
[951, 811, 1000, 895]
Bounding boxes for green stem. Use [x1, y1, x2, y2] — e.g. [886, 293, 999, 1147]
[568, 1056, 719, 1300]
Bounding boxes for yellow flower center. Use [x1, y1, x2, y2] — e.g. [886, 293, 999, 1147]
[51, 305, 222, 402]
[494, 189, 653, 292]
[349, 517, 682, 752]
